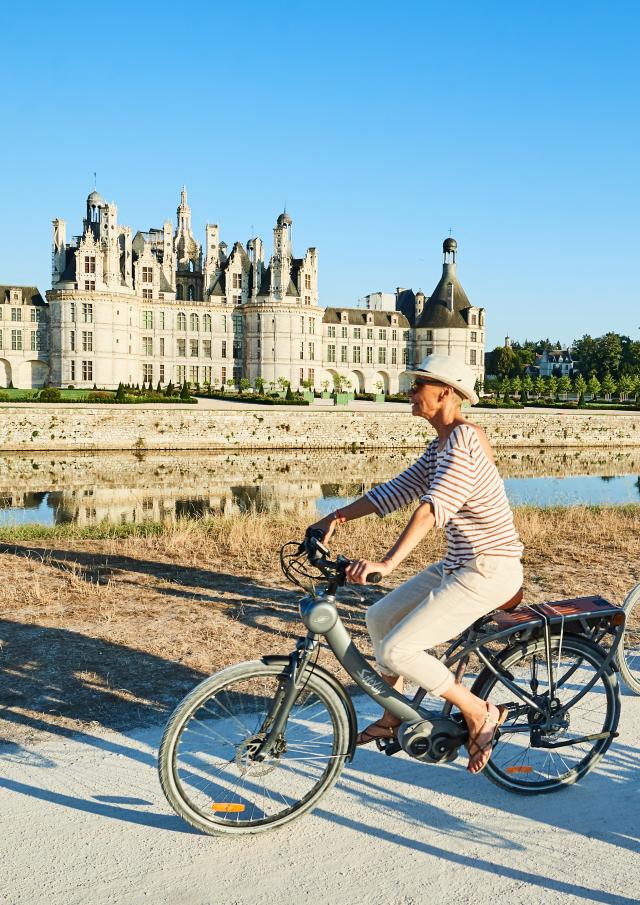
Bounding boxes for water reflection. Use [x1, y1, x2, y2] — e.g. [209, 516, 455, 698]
[0, 448, 639, 527]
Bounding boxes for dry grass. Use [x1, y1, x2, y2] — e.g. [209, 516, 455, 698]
[1, 506, 638, 747]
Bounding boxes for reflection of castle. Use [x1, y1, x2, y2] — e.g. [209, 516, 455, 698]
[1, 190, 485, 392]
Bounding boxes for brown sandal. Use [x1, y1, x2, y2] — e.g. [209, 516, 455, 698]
[356, 719, 399, 747]
[466, 703, 508, 773]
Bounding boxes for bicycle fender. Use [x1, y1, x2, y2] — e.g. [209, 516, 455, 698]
[262, 655, 358, 762]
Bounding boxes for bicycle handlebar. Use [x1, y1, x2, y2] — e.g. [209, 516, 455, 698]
[303, 529, 382, 585]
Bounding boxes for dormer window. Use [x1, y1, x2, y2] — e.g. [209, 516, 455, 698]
[341, 311, 348, 323]
[366, 313, 373, 324]
[470, 312, 477, 325]
[391, 315, 397, 326]
[84, 256, 96, 274]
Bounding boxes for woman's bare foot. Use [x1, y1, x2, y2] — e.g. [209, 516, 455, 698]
[466, 702, 507, 773]
[356, 716, 401, 746]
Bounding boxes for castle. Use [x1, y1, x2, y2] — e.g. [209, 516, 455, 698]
[0, 189, 485, 392]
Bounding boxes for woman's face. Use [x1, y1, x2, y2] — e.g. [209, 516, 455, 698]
[409, 377, 449, 420]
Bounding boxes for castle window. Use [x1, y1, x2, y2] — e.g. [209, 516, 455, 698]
[366, 328, 373, 340]
[353, 347, 361, 364]
[300, 368, 304, 384]
[471, 331, 477, 343]
[177, 312, 186, 330]
[378, 348, 386, 364]
[233, 294, 241, 306]
[301, 316, 305, 332]
[379, 329, 386, 340]
[222, 315, 227, 331]
[471, 314, 477, 325]
[203, 314, 212, 332]
[232, 273, 242, 289]
[340, 345, 347, 363]
[220, 366, 226, 384]
[11, 308, 21, 322]
[142, 266, 153, 283]
[305, 274, 311, 290]
[300, 342, 305, 360]
[402, 349, 408, 364]
[177, 339, 186, 357]
[82, 360, 93, 381]
[160, 364, 166, 383]
[189, 366, 199, 384]
[341, 326, 348, 339]
[308, 342, 315, 361]
[143, 337, 153, 356]
[188, 285, 195, 301]
[222, 340, 227, 358]
[143, 364, 153, 383]
[159, 338, 165, 356]
[190, 340, 199, 357]
[327, 326, 336, 338]
[304, 295, 311, 305]
[85, 281, 96, 292]
[82, 303, 93, 323]
[177, 365, 186, 384]
[70, 361, 75, 381]
[142, 310, 153, 329]
[84, 256, 96, 274]
[70, 330, 75, 351]
[82, 331, 93, 352]
[309, 319, 315, 334]
[353, 327, 361, 340]
[391, 348, 397, 365]
[31, 308, 43, 323]
[142, 288, 152, 299]
[176, 285, 183, 300]
[391, 329, 397, 341]
[0, 333, 3, 349]
[366, 346, 373, 364]
[233, 342, 241, 358]
[404, 330, 410, 341]
[426, 330, 433, 341]
[31, 331, 43, 352]
[202, 366, 211, 384]
[203, 340, 212, 358]
[159, 311, 166, 329]
[426, 347, 433, 355]
[327, 344, 336, 363]
[190, 313, 199, 331]
[470, 349, 477, 365]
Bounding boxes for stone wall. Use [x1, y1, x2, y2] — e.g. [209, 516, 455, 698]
[1, 404, 640, 451]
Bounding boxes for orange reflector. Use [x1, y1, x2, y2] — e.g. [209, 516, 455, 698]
[211, 803, 245, 813]
[506, 766, 533, 774]
[611, 613, 625, 626]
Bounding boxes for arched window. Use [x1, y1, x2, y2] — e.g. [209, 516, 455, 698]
[177, 312, 186, 331]
[188, 285, 195, 301]
[190, 313, 199, 332]
[203, 314, 212, 332]
[176, 285, 183, 300]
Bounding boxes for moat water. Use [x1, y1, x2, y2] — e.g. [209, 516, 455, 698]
[0, 447, 639, 527]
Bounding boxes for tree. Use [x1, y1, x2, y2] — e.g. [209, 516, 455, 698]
[180, 380, 191, 400]
[511, 375, 522, 396]
[474, 377, 484, 397]
[587, 374, 600, 400]
[114, 382, 126, 403]
[558, 375, 572, 400]
[547, 375, 558, 400]
[495, 345, 519, 378]
[618, 374, 634, 401]
[534, 375, 546, 398]
[226, 378, 236, 392]
[595, 333, 623, 378]
[601, 372, 616, 400]
[164, 380, 174, 398]
[500, 377, 511, 401]
[156, 380, 162, 394]
[521, 375, 533, 403]
[285, 383, 294, 400]
[239, 377, 250, 395]
[574, 374, 587, 406]
[277, 376, 290, 395]
[254, 377, 265, 395]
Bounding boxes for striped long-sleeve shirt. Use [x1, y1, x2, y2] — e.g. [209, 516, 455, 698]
[366, 422, 523, 570]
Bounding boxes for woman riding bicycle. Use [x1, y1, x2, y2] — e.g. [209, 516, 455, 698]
[308, 354, 524, 773]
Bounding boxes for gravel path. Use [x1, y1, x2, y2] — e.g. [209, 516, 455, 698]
[3, 694, 638, 905]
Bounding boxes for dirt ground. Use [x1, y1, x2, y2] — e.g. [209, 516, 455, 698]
[1, 507, 638, 750]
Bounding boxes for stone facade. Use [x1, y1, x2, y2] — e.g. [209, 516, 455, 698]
[1, 190, 485, 391]
[0, 286, 49, 388]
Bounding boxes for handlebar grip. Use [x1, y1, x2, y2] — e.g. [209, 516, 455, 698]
[367, 572, 383, 584]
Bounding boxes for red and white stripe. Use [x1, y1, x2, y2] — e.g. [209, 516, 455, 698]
[367, 423, 523, 570]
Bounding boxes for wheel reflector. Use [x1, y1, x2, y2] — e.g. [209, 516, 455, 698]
[211, 803, 245, 812]
[506, 766, 533, 774]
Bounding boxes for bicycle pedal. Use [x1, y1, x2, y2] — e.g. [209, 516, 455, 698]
[378, 738, 402, 756]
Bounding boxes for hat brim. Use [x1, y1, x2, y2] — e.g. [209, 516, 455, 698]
[406, 368, 479, 405]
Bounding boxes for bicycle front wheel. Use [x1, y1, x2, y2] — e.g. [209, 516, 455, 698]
[158, 660, 350, 835]
[472, 635, 620, 794]
[617, 583, 640, 695]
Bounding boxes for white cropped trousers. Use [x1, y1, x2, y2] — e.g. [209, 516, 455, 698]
[365, 554, 524, 695]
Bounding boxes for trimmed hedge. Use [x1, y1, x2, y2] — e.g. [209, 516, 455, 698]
[198, 392, 309, 406]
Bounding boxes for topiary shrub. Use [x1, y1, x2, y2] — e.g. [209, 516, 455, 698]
[39, 387, 61, 402]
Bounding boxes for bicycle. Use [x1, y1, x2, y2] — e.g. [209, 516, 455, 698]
[617, 583, 640, 694]
[158, 532, 626, 835]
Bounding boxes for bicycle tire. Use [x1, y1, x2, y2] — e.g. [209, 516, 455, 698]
[472, 635, 619, 794]
[616, 583, 640, 695]
[158, 659, 350, 835]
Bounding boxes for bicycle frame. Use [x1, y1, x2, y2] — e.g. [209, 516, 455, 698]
[255, 583, 624, 762]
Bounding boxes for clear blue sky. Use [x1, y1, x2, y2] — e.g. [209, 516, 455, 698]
[1, 0, 638, 349]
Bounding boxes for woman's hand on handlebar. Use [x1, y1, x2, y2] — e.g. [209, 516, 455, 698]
[346, 558, 394, 585]
[306, 514, 338, 546]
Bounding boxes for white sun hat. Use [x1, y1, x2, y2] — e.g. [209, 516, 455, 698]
[407, 353, 479, 405]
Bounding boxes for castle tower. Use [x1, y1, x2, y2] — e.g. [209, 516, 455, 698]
[271, 211, 292, 300]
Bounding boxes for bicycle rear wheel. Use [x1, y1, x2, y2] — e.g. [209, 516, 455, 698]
[158, 660, 349, 835]
[472, 635, 619, 794]
[617, 583, 640, 695]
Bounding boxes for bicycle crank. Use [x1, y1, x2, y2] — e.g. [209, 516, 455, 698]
[397, 717, 467, 764]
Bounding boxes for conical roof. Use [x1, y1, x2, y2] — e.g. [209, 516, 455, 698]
[416, 262, 471, 329]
